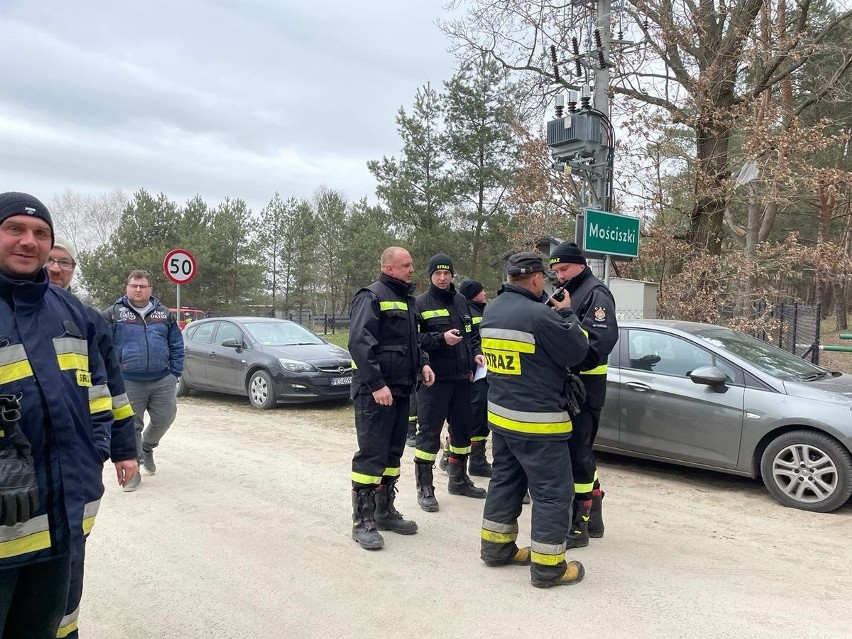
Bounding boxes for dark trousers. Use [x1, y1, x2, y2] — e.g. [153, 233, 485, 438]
[57, 540, 86, 638]
[570, 375, 606, 499]
[0, 555, 71, 639]
[470, 378, 489, 441]
[481, 432, 573, 583]
[351, 391, 411, 488]
[415, 379, 473, 459]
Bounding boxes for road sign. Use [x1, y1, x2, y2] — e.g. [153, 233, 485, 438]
[163, 249, 197, 285]
[583, 209, 640, 258]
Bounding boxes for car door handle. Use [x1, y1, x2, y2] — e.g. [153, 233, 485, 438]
[625, 381, 651, 392]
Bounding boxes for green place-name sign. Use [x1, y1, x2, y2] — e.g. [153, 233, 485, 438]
[584, 209, 640, 258]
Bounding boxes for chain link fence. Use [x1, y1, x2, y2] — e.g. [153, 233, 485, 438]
[282, 312, 350, 335]
[753, 303, 821, 365]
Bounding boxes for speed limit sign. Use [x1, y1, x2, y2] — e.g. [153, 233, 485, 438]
[163, 249, 197, 284]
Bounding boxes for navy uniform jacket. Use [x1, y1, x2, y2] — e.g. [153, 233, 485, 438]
[480, 283, 588, 441]
[416, 284, 480, 382]
[349, 273, 428, 397]
[0, 270, 113, 568]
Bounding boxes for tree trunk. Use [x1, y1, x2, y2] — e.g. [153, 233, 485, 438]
[687, 115, 733, 256]
[835, 281, 848, 330]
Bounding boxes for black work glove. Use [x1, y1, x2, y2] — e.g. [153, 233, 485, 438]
[0, 394, 40, 527]
[563, 373, 587, 418]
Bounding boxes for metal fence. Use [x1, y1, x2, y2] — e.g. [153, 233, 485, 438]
[283, 312, 350, 335]
[754, 303, 821, 365]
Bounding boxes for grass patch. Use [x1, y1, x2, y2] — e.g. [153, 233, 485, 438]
[322, 330, 350, 350]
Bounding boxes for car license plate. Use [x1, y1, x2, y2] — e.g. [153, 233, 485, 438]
[331, 376, 351, 386]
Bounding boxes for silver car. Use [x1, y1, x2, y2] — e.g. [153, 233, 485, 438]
[597, 320, 852, 512]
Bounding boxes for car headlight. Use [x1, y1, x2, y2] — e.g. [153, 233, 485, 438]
[278, 358, 317, 372]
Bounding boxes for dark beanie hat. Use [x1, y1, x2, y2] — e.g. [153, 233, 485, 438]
[507, 252, 547, 275]
[0, 192, 54, 245]
[549, 241, 586, 266]
[458, 279, 484, 300]
[427, 254, 454, 277]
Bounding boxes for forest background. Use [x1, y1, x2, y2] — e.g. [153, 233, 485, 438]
[51, 0, 852, 340]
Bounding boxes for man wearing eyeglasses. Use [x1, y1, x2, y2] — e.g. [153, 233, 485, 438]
[47, 239, 138, 637]
[104, 270, 184, 492]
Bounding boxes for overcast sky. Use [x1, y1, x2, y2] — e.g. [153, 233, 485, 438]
[0, 0, 458, 213]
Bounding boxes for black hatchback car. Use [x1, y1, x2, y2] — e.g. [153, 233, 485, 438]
[177, 317, 352, 408]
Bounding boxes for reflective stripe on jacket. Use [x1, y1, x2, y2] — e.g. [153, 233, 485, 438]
[0, 273, 112, 566]
[348, 273, 427, 395]
[416, 284, 480, 382]
[566, 267, 618, 374]
[480, 283, 588, 441]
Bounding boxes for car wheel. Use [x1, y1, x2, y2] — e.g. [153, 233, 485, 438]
[176, 376, 191, 397]
[247, 370, 276, 410]
[760, 430, 852, 513]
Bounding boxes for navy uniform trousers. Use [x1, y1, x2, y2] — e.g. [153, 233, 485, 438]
[570, 375, 605, 499]
[481, 432, 573, 583]
[415, 379, 472, 460]
[351, 390, 411, 488]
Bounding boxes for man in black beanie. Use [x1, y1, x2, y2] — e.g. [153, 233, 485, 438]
[412, 254, 487, 511]
[0, 192, 116, 636]
[454, 279, 492, 477]
[548, 241, 618, 548]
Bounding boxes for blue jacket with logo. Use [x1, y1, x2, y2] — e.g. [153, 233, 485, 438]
[0, 270, 114, 568]
[104, 295, 185, 382]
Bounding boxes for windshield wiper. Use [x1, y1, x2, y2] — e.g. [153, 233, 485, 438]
[796, 371, 829, 381]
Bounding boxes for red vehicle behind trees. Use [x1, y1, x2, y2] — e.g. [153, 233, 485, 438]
[169, 308, 207, 330]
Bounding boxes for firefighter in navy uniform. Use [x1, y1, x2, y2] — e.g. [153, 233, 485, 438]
[479, 252, 589, 588]
[0, 192, 115, 636]
[549, 241, 619, 548]
[413, 255, 487, 512]
[348, 247, 434, 551]
[457, 279, 492, 477]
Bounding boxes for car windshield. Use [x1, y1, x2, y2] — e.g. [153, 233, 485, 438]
[692, 327, 825, 379]
[244, 321, 325, 346]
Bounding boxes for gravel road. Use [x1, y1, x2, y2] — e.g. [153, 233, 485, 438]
[83, 393, 852, 638]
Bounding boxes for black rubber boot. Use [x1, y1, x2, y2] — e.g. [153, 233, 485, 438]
[588, 489, 605, 538]
[565, 498, 592, 549]
[405, 418, 417, 448]
[375, 481, 418, 535]
[351, 488, 384, 550]
[447, 456, 486, 499]
[414, 462, 439, 512]
[468, 440, 492, 477]
[438, 436, 449, 472]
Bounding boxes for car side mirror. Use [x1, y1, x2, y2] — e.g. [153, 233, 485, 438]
[689, 366, 728, 392]
[221, 337, 243, 351]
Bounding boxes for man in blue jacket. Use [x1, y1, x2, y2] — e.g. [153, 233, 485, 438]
[104, 270, 184, 491]
[0, 192, 115, 637]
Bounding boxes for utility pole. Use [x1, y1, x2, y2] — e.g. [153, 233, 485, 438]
[593, 0, 611, 117]
[545, 0, 616, 282]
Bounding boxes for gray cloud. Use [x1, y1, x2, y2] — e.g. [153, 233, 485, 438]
[0, 0, 456, 212]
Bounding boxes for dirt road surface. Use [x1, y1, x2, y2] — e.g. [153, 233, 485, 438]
[83, 394, 852, 638]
